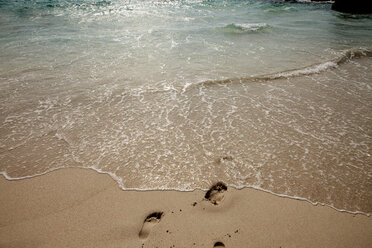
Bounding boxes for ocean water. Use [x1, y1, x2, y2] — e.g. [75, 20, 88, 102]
[0, 0, 371, 214]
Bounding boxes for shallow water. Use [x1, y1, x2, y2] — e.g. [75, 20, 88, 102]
[0, 0, 371, 214]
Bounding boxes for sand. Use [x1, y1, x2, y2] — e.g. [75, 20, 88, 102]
[1, 168, 371, 248]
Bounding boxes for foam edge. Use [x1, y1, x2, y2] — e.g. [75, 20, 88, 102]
[1, 167, 370, 216]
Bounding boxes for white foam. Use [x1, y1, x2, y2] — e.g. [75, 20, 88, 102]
[229, 184, 371, 217]
[236, 23, 268, 31]
[269, 61, 338, 79]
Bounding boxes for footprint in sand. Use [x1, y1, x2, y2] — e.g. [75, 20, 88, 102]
[214, 241, 225, 247]
[138, 212, 163, 240]
[205, 182, 227, 205]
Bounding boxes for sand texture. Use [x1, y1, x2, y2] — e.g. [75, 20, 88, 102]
[1, 168, 371, 248]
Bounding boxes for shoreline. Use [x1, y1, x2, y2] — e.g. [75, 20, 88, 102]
[1, 168, 371, 248]
[2, 166, 370, 217]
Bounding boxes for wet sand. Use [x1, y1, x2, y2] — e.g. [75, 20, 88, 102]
[1, 168, 371, 248]
[2, 55, 372, 214]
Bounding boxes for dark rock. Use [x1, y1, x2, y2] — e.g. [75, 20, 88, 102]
[332, 0, 372, 14]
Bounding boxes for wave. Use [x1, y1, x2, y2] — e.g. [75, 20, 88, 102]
[218, 23, 270, 33]
[264, 47, 372, 79]
[198, 47, 372, 87]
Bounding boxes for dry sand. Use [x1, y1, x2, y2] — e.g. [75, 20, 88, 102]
[0, 168, 371, 248]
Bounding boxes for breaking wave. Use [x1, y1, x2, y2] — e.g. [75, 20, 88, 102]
[218, 23, 270, 33]
[198, 47, 372, 87]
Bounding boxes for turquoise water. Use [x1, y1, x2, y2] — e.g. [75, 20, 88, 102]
[1, 0, 372, 214]
[1, 0, 371, 86]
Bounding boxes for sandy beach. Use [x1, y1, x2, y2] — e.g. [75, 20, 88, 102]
[1, 1, 372, 247]
[1, 168, 371, 248]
